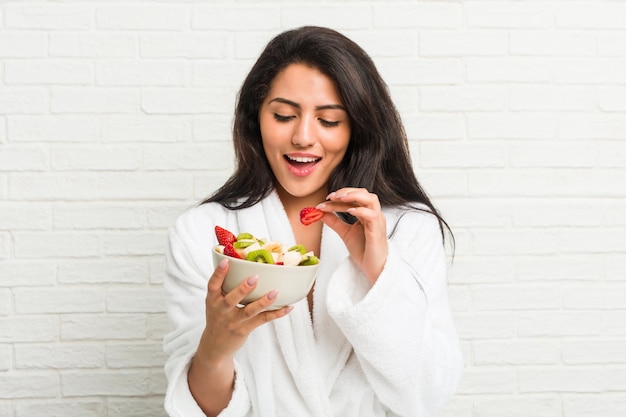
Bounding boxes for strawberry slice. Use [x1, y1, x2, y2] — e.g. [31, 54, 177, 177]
[223, 243, 241, 259]
[215, 225, 236, 246]
[299, 207, 324, 226]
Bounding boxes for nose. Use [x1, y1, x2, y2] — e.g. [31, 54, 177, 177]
[292, 116, 315, 147]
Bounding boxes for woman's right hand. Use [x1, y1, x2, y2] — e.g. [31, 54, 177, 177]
[197, 257, 294, 364]
[188, 257, 293, 416]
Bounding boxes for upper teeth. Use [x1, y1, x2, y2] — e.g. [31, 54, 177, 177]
[288, 155, 318, 163]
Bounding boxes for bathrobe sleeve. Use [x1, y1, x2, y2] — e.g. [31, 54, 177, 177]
[162, 209, 251, 417]
[326, 209, 463, 417]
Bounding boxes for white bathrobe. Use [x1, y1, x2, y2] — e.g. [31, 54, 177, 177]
[163, 191, 463, 417]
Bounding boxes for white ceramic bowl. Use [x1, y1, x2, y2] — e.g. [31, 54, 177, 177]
[212, 247, 319, 309]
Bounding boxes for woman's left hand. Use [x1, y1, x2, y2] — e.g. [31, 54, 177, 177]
[316, 188, 387, 285]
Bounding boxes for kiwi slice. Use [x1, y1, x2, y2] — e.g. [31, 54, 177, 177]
[237, 232, 254, 240]
[299, 255, 319, 266]
[288, 244, 306, 254]
[233, 240, 255, 249]
[247, 249, 274, 264]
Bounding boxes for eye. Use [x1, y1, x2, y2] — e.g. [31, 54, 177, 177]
[273, 113, 294, 122]
[319, 118, 340, 128]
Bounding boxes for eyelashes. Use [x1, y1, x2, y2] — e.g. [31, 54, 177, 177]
[273, 113, 340, 127]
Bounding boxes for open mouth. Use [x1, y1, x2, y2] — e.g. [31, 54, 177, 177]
[284, 154, 321, 176]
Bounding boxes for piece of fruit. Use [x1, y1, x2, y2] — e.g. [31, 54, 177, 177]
[246, 249, 274, 264]
[223, 243, 241, 259]
[299, 255, 319, 266]
[288, 244, 306, 254]
[299, 207, 324, 226]
[215, 225, 236, 246]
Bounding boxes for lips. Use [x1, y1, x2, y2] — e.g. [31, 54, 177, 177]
[284, 154, 321, 176]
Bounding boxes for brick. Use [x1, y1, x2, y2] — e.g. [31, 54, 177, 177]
[51, 87, 139, 114]
[141, 33, 231, 58]
[564, 394, 626, 417]
[473, 229, 558, 255]
[0, 203, 51, 230]
[468, 113, 557, 140]
[146, 204, 188, 229]
[14, 287, 105, 314]
[5, 4, 93, 30]
[141, 87, 234, 115]
[96, 5, 188, 30]
[518, 312, 603, 337]
[147, 313, 170, 341]
[419, 142, 507, 168]
[559, 113, 626, 140]
[108, 398, 168, 417]
[0, 146, 47, 171]
[0, 233, 9, 260]
[5, 59, 93, 85]
[143, 143, 233, 171]
[466, 58, 552, 83]
[519, 368, 604, 393]
[15, 343, 105, 369]
[61, 314, 147, 341]
[14, 232, 100, 259]
[511, 30, 596, 56]
[15, 400, 104, 417]
[599, 31, 626, 56]
[555, 58, 626, 84]
[474, 340, 559, 365]
[0, 88, 48, 114]
[404, 113, 465, 141]
[606, 256, 626, 282]
[9, 173, 99, 200]
[438, 198, 511, 228]
[58, 259, 149, 284]
[471, 285, 561, 311]
[53, 204, 145, 230]
[192, 5, 280, 30]
[97, 60, 190, 86]
[192, 116, 233, 142]
[562, 284, 626, 310]
[106, 288, 165, 313]
[599, 141, 626, 168]
[448, 256, 514, 284]
[456, 368, 516, 394]
[599, 86, 626, 111]
[282, 5, 370, 30]
[192, 61, 253, 87]
[102, 232, 167, 256]
[0, 344, 11, 371]
[373, 3, 462, 29]
[516, 256, 601, 281]
[511, 86, 596, 111]
[7, 115, 100, 143]
[415, 169, 467, 197]
[466, 2, 555, 28]
[50, 145, 142, 170]
[473, 396, 560, 417]
[447, 286, 469, 312]
[509, 142, 596, 168]
[50, 33, 136, 58]
[0, 289, 10, 316]
[0, 261, 56, 287]
[511, 200, 602, 227]
[102, 115, 192, 142]
[420, 86, 507, 111]
[420, 31, 507, 56]
[61, 370, 151, 396]
[556, 2, 626, 29]
[0, 316, 58, 343]
[559, 228, 626, 253]
[149, 258, 166, 285]
[377, 59, 463, 85]
[453, 312, 516, 339]
[606, 367, 626, 391]
[562, 340, 626, 364]
[106, 343, 167, 368]
[0, 373, 60, 399]
[0, 32, 47, 57]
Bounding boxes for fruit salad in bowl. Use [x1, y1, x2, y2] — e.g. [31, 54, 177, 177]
[212, 226, 319, 309]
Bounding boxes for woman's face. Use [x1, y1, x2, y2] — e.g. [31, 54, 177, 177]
[259, 63, 351, 203]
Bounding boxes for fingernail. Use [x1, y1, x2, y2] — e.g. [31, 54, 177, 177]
[326, 192, 335, 200]
[316, 202, 326, 210]
[346, 207, 356, 213]
[267, 289, 278, 300]
[246, 275, 259, 286]
[218, 258, 228, 269]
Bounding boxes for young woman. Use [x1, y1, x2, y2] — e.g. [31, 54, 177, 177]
[163, 26, 463, 417]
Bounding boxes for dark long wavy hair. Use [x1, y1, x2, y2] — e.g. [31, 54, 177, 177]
[203, 26, 452, 244]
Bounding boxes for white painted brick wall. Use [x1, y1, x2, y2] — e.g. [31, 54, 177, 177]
[1, 1, 625, 416]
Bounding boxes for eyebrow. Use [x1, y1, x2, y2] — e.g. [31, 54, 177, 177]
[268, 97, 346, 111]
